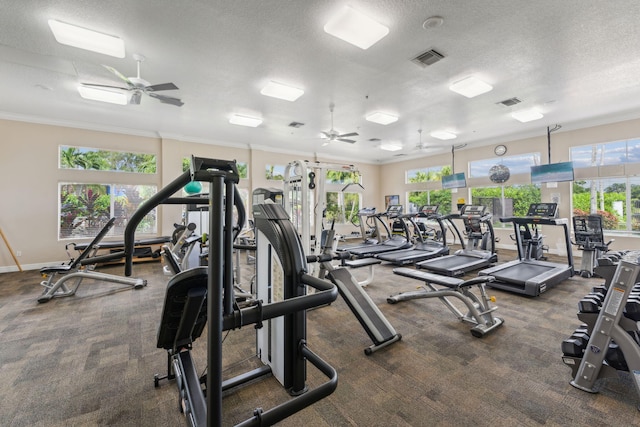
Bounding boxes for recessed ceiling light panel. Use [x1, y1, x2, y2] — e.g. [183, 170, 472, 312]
[78, 86, 127, 105]
[379, 142, 403, 151]
[449, 76, 493, 98]
[430, 131, 457, 140]
[365, 112, 398, 125]
[48, 19, 125, 58]
[229, 114, 263, 127]
[511, 109, 544, 122]
[260, 81, 304, 102]
[324, 6, 389, 49]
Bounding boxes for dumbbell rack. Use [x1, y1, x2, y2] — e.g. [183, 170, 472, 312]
[561, 260, 640, 410]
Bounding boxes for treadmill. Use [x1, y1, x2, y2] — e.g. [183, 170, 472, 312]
[337, 207, 380, 251]
[376, 205, 453, 266]
[478, 202, 574, 296]
[415, 205, 498, 277]
[346, 205, 412, 258]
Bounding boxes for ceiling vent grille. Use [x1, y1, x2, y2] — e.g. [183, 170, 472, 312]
[411, 49, 445, 67]
[497, 97, 522, 107]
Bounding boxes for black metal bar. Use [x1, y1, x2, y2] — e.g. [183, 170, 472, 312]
[79, 251, 124, 266]
[234, 343, 338, 427]
[123, 170, 191, 276]
[222, 274, 337, 331]
[223, 179, 235, 316]
[207, 173, 225, 427]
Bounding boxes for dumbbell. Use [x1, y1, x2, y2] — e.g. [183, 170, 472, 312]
[592, 285, 607, 296]
[605, 342, 628, 371]
[561, 327, 591, 357]
[578, 295, 603, 313]
[624, 298, 640, 321]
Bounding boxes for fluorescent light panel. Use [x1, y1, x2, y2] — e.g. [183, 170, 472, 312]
[430, 131, 457, 140]
[449, 76, 493, 98]
[365, 112, 398, 125]
[260, 81, 304, 102]
[48, 20, 125, 58]
[511, 109, 544, 122]
[229, 114, 263, 127]
[324, 6, 389, 49]
[380, 142, 402, 151]
[78, 86, 127, 105]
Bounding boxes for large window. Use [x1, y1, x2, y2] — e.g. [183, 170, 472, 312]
[406, 165, 451, 183]
[59, 183, 157, 239]
[571, 139, 640, 167]
[469, 153, 540, 178]
[326, 192, 361, 225]
[573, 177, 640, 232]
[471, 184, 541, 226]
[266, 164, 286, 180]
[407, 190, 453, 215]
[60, 146, 156, 173]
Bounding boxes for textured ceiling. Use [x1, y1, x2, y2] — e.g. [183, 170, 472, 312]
[2, 0, 640, 163]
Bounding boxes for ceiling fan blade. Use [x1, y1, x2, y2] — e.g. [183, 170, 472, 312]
[338, 138, 356, 144]
[320, 131, 331, 139]
[148, 92, 184, 106]
[338, 132, 358, 138]
[130, 91, 142, 105]
[81, 83, 129, 91]
[146, 82, 179, 92]
[103, 65, 134, 87]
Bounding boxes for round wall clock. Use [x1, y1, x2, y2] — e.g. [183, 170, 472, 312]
[494, 144, 507, 156]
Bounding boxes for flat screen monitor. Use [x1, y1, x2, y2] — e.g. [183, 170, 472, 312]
[442, 172, 466, 189]
[530, 162, 574, 184]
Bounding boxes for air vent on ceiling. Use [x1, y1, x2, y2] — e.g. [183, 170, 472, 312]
[411, 49, 445, 67]
[496, 97, 522, 107]
[288, 121, 305, 128]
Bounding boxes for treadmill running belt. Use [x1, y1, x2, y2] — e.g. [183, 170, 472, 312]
[491, 263, 555, 285]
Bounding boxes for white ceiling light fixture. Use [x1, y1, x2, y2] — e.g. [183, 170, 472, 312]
[511, 109, 544, 123]
[430, 130, 457, 140]
[229, 114, 263, 127]
[380, 141, 403, 151]
[323, 6, 389, 50]
[449, 76, 493, 98]
[260, 81, 304, 102]
[365, 112, 398, 125]
[78, 85, 127, 105]
[48, 19, 125, 58]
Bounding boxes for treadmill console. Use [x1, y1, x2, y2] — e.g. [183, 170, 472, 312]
[359, 207, 376, 216]
[385, 204, 404, 218]
[460, 205, 488, 217]
[419, 205, 439, 215]
[526, 203, 558, 218]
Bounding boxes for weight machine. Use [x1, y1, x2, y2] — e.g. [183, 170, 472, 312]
[150, 157, 339, 426]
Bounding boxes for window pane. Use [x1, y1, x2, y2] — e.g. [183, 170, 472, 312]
[573, 178, 626, 231]
[407, 190, 452, 215]
[266, 164, 286, 180]
[60, 146, 156, 173]
[325, 170, 359, 184]
[326, 191, 361, 224]
[469, 153, 540, 178]
[59, 183, 157, 239]
[471, 184, 540, 226]
[406, 165, 451, 183]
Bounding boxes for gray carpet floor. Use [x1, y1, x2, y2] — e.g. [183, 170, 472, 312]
[1, 249, 640, 426]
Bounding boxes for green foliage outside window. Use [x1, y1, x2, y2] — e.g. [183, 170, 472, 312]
[60, 146, 156, 173]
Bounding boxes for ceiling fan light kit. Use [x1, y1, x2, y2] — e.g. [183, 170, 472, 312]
[79, 54, 183, 106]
[48, 19, 125, 58]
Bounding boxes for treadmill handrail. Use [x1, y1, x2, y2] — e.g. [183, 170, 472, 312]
[499, 216, 569, 226]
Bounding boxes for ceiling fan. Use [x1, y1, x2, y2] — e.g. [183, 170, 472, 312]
[321, 103, 358, 146]
[79, 54, 184, 106]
